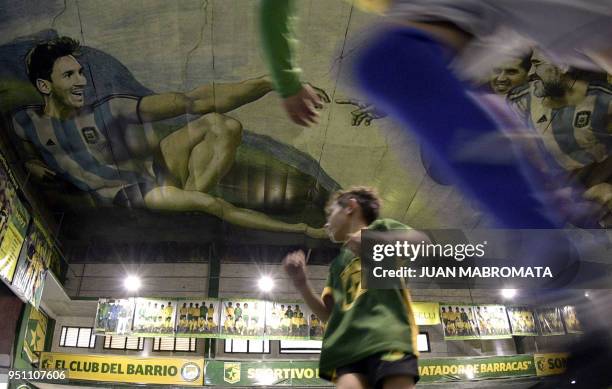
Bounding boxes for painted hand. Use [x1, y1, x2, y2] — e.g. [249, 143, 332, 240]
[306, 226, 329, 239]
[25, 160, 57, 182]
[336, 99, 387, 126]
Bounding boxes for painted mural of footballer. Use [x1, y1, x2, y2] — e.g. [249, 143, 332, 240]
[11, 36, 329, 237]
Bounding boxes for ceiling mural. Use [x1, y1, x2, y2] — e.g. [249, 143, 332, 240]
[0, 0, 483, 254]
[3, 0, 608, 258]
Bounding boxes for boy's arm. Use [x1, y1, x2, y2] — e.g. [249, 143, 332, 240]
[296, 279, 333, 323]
[283, 250, 333, 322]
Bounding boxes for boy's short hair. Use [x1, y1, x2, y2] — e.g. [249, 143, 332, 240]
[25, 36, 81, 87]
[328, 186, 381, 224]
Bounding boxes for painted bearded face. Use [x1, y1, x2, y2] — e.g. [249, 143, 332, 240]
[529, 51, 566, 98]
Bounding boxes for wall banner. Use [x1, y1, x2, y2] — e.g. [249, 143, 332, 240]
[40, 352, 204, 386]
[536, 307, 565, 336]
[473, 304, 512, 339]
[205, 355, 538, 386]
[418, 354, 536, 383]
[440, 304, 479, 340]
[506, 306, 538, 336]
[561, 306, 582, 334]
[38, 353, 564, 386]
[0, 152, 30, 284]
[132, 297, 177, 337]
[175, 298, 221, 338]
[534, 353, 569, 377]
[22, 306, 48, 364]
[94, 298, 135, 335]
[413, 302, 440, 326]
[205, 360, 326, 386]
[11, 219, 60, 308]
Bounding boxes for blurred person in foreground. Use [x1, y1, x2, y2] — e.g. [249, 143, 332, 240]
[262, 2, 612, 387]
[260, 0, 612, 230]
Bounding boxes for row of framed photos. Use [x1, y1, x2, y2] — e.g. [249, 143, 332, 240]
[440, 304, 581, 340]
[94, 297, 583, 341]
[95, 297, 325, 340]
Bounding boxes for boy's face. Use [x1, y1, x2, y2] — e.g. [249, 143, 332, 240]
[325, 202, 351, 243]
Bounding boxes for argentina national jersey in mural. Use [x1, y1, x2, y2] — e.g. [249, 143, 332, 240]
[508, 82, 612, 171]
[11, 94, 155, 204]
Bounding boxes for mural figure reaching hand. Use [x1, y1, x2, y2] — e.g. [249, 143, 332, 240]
[11, 36, 328, 237]
[335, 99, 387, 126]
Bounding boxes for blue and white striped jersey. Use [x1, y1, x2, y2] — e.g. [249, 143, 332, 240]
[12, 95, 155, 203]
[508, 82, 612, 171]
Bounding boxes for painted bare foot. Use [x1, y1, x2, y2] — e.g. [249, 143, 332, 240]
[306, 226, 328, 239]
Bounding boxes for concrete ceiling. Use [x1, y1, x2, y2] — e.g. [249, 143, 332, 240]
[40, 272, 97, 318]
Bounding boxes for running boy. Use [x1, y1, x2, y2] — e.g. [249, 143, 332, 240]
[283, 187, 428, 389]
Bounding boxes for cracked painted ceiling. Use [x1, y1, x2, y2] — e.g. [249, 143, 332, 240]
[0, 0, 481, 257]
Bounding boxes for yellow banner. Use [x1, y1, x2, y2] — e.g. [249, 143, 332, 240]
[534, 353, 569, 376]
[413, 302, 440, 325]
[0, 223, 26, 282]
[23, 307, 48, 364]
[40, 352, 204, 386]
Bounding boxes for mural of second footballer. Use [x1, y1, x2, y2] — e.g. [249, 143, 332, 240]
[10, 36, 330, 238]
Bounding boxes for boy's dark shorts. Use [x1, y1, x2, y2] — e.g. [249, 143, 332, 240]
[336, 351, 419, 389]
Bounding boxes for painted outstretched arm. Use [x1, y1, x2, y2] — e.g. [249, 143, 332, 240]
[135, 76, 274, 122]
[185, 75, 275, 114]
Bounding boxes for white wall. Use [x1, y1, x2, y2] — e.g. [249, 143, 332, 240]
[64, 263, 209, 298]
[218, 263, 328, 299]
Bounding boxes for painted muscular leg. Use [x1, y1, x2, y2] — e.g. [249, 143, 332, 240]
[183, 113, 242, 193]
[158, 112, 240, 191]
[142, 186, 325, 237]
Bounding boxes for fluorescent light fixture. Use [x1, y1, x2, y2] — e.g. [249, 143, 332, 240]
[124, 275, 141, 292]
[258, 276, 274, 292]
[501, 289, 517, 299]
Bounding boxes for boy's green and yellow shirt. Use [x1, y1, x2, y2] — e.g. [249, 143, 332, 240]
[319, 218, 419, 381]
